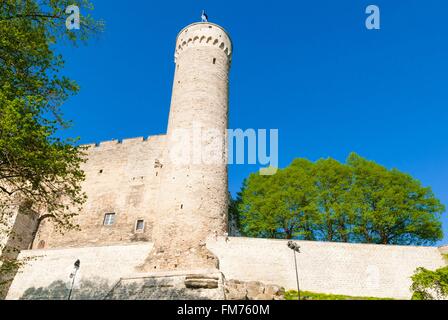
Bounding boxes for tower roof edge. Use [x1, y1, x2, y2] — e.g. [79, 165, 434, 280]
[176, 22, 232, 46]
[176, 22, 230, 40]
[174, 22, 233, 63]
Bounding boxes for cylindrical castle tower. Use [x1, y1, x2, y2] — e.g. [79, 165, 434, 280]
[146, 22, 232, 271]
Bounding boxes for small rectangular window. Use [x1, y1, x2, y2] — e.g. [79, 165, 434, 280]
[135, 219, 145, 232]
[213, 58, 216, 64]
[103, 213, 116, 226]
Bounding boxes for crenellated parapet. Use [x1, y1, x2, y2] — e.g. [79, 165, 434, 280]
[81, 135, 166, 151]
[174, 22, 232, 63]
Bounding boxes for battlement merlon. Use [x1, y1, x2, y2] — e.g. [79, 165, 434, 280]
[174, 22, 233, 64]
[80, 134, 167, 150]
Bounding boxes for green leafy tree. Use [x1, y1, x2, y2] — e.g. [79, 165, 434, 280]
[312, 158, 355, 242]
[348, 154, 444, 245]
[411, 264, 448, 300]
[0, 0, 103, 286]
[238, 159, 317, 239]
[237, 153, 445, 245]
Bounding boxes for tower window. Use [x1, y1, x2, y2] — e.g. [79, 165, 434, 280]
[103, 213, 116, 226]
[135, 219, 145, 232]
[37, 240, 45, 249]
[213, 58, 216, 64]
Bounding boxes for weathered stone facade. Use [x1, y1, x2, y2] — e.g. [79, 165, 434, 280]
[146, 22, 232, 271]
[224, 280, 285, 300]
[32, 135, 166, 249]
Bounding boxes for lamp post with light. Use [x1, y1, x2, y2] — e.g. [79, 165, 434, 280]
[287, 241, 301, 300]
[68, 259, 80, 300]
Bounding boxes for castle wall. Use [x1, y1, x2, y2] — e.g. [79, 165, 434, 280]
[0, 206, 38, 256]
[208, 237, 447, 299]
[33, 136, 166, 249]
[6, 243, 153, 300]
[6, 238, 447, 300]
[0, 205, 19, 258]
[1, 203, 38, 271]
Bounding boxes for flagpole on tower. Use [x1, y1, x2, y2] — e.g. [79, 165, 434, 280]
[201, 10, 208, 22]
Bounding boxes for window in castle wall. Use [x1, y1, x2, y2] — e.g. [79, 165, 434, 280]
[103, 213, 116, 226]
[135, 219, 145, 232]
[37, 240, 45, 249]
[213, 58, 216, 64]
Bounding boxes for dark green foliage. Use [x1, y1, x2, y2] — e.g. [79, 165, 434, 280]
[228, 193, 241, 235]
[235, 153, 444, 245]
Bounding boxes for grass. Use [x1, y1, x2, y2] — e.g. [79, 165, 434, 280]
[285, 290, 395, 300]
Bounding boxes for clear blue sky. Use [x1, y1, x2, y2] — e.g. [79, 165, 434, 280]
[57, 0, 448, 245]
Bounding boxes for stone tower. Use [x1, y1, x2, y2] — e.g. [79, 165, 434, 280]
[145, 22, 232, 271]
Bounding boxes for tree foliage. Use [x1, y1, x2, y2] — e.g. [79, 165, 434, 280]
[411, 263, 448, 300]
[236, 153, 444, 245]
[0, 0, 103, 230]
[0, 0, 103, 288]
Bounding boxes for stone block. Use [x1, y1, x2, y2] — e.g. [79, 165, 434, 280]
[185, 279, 219, 289]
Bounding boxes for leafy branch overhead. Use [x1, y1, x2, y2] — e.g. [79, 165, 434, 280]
[235, 153, 445, 246]
[0, 0, 103, 231]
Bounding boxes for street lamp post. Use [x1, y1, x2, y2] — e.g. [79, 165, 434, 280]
[287, 241, 301, 301]
[68, 259, 80, 300]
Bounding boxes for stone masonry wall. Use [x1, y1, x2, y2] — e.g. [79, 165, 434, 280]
[0, 203, 39, 298]
[6, 238, 447, 300]
[33, 136, 166, 249]
[207, 237, 447, 299]
[6, 243, 153, 300]
[146, 23, 232, 271]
